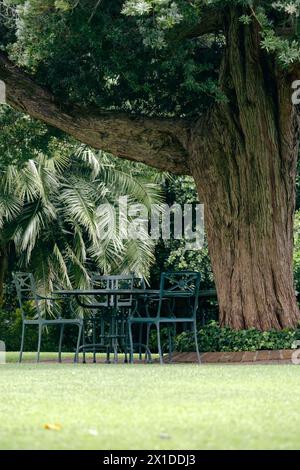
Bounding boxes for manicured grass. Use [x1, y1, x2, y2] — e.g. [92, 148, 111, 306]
[5, 351, 75, 363]
[1, 354, 300, 449]
[5, 351, 100, 363]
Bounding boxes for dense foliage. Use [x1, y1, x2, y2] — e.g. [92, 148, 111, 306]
[175, 321, 300, 352]
[1, 1, 298, 119]
[150, 175, 214, 288]
[3, 0, 220, 116]
[0, 107, 65, 167]
[123, 0, 300, 65]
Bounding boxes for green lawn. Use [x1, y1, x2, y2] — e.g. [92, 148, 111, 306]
[0, 354, 299, 450]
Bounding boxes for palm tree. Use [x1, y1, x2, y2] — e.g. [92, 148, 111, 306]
[0, 142, 164, 303]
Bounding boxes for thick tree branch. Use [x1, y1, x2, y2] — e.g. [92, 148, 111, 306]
[179, 7, 223, 39]
[180, 6, 298, 41]
[0, 52, 190, 175]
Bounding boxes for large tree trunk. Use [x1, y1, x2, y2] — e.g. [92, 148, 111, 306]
[189, 10, 300, 329]
[191, 131, 299, 329]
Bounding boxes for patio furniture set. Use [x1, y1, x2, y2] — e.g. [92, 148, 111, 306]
[12, 271, 216, 364]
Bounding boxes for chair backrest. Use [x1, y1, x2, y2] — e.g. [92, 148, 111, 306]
[90, 273, 136, 307]
[133, 276, 146, 289]
[12, 272, 41, 319]
[157, 271, 201, 318]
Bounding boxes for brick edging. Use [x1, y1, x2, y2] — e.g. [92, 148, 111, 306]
[170, 349, 295, 364]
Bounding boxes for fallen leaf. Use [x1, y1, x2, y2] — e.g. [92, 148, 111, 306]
[44, 423, 62, 431]
[159, 432, 171, 440]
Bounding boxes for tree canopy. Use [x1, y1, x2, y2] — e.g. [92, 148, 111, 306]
[0, 1, 300, 329]
[1, 0, 299, 118]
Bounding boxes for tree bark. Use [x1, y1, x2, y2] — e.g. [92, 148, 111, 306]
[188, 10, 300, 329]
[0, 52, 189, 175]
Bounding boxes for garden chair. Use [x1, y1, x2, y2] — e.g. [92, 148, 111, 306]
[128, 271, 201, 364]
[132, 276, 154, 361]
[12, 272, 83, 363]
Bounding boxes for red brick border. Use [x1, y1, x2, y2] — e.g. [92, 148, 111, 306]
[170, 350, 295, 364]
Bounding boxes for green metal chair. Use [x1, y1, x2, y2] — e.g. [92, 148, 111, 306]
[128, 271, 201, 364]
[125, 275, 156, 362]
[12, 272, 83, 363]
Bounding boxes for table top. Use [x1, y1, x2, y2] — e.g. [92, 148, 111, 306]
[53, 288, 217, 298]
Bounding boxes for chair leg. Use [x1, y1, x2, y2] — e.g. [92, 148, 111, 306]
[122, 318, 128, 363]
[193, 320, 201, 364]
[156, 323, 163, 365]
[74, 323, 82, 363]
[105, 318, 113, 364]
[105, 321, 112, 364]
[138, 324, 143, 360]
[92, 318, 96, 363]
[128, 322, 134, 364]
[19, 323, 25, 363]
[113, 341, 118, 364]
[82, 324, 86, 364]
[58, 324, 64, 363]
[113, 318, 118, 364]
[105, 344, 111, 364]
[37, 324, 42, 363]
[146, 323, 151, 362]
[168, 325, 173, 363]
[100, 317, 105, 346]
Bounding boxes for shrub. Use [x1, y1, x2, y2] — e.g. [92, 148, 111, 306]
[175, 321, 300, 352]
[0, 307, 78, 352]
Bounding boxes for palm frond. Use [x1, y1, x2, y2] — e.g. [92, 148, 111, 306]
[75, 145, 102, 179]
[52, 243, 72, 288]
[99, 165, 163, 209]
[59, 176, 100, 244]
[14, 201, 57, 262]
[0, 191, 21, 227]
[1, 139, 163, 298]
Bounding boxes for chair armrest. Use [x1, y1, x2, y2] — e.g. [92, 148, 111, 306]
[37, 294, 66, 301]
